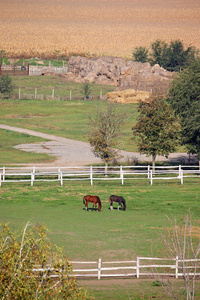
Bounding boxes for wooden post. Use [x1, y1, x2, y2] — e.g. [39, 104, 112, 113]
[147, 165, 150, 179]
[0, 173, 1, 187]
[180, 170, 183, 185]
[98, 258, 102, 280]
[31, 173, 34, 186]
[175, 256, 179, 279]
[33, 166, 35, 181]
[150, 170, 153, 185]
[60, 172, 63, 186]
[3, 166, 5, 181]
[19, 88, 21, 99]
[35, 88, 37, 99]
[52, 88, 54, 99]
[136, 257, 140, 278]
[100, 89, 102, 99]
[90, 166, 93, 185]
[70, 90, 72, 100]
[120, 165, 124, 185]
[58, 167, 61, 180]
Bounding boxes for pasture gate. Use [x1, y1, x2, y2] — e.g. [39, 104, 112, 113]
[0, 64, 29, 76]
[0, 165, 200, 186]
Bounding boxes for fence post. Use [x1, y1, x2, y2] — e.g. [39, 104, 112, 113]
[52, 88, 54, 99]
[58, 167, 61, 180]
[60, 172, 63, 186]
[0, 173, 1, 187]
[3, 166, 5, 181]
[136, 257, 140, 278]
[31, 172, 34, 186]
[98, 258, 102, 280]
[70, 90, 72, 100]
[19, 87, 21, 99]
[90, 166, 93, 185]
[150, 170, 153, 185]
[33, 166, 35, 181]
[120, 165, 124, 185]
[180, 170, 183, 185]
[175, 256, 179, 279]
[35, 88, 37, 99]
[147, 165, 150, 179]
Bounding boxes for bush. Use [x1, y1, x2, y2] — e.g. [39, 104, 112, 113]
[0, 222, 93, 299]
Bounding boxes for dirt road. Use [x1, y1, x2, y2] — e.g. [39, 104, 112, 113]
[0, 124, 194, 166]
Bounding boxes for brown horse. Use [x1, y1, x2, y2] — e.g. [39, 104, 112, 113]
[109, 195, 126, 211]
[83, 195, 102, 212]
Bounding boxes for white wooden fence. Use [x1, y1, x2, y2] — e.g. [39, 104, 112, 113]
[34, 257, 200, 280]
[0, 165, 199, 186]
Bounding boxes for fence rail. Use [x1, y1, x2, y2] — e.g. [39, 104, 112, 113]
[34, 257, 200, 280]
[0, 165, 200, 186]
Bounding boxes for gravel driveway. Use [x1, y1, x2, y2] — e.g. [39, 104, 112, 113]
[0, 124, 194, 166]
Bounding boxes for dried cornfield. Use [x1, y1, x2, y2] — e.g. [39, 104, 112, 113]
[1, 0, 200, 58]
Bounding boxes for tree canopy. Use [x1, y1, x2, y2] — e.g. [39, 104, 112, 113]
[88, 103, 127, 164]
[167, 59, 200, 157]
[132, 96, 181, 168]
[132, 39, 198, 72]
[0, 222, 93, 300]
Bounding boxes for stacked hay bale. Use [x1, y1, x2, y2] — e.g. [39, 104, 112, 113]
[107, 89, 151, 104]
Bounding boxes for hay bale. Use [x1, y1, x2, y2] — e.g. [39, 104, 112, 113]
[107, 89, 151, 103]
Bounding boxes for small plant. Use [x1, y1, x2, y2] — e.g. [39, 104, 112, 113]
[0, 74, 14, 98]
[81, 82, 91, 100]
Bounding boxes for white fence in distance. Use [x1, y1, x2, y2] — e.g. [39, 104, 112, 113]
[34, 257, 200, 280]
[0, 165, 200, 186]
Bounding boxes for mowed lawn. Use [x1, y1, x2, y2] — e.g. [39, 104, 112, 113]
[1, 179, 200, 299]
[1, 179, 200, 261]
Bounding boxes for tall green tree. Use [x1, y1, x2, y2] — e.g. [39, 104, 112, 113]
[150, 39, 198, 71]
[88, 103, 127, 166]
[132, 96, 181, 169]
[132, 46, 149, 63]
[167, 59, 200, 158]
[149, 39, 168, 67]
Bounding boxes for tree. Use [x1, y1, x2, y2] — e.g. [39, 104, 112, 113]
[149, 39, 168, 67]
[81, 82, 91, 100]
[155, 211, 200, 300]
[132, 46, 149, 63]
[149, 39, 198, 71]
[0, 222, 93, 300]
[132, 96, 181, 169]
[0, 75, 14, 98]
[88, 103, 127, 166]
[167, 59, 200, 159]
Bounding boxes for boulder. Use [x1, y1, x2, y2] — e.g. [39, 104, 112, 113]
[66, 56, 174, 95]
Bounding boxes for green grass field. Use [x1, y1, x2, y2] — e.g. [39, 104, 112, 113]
[0, 75, 198, 299]
[1, 179, 200, 299]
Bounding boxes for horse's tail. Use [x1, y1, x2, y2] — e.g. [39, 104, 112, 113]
[83, 196, 86, 205]
[122, 198, 126, 211]
[97, 197, 102, 212]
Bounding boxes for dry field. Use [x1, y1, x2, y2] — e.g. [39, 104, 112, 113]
[0, 0, 200, 58]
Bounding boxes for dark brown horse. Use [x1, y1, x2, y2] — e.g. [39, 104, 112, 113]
[109, 195, 126, 211]
[83, 195, 102, 212]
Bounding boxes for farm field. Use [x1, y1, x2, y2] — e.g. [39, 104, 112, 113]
[0, 0, 200, 58]
[1, 179, 200, 299]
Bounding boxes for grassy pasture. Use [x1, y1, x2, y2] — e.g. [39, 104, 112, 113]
[1, 179, 200, 299]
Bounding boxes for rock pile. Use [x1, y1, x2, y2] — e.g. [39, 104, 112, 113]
[66, 56, 174, 95]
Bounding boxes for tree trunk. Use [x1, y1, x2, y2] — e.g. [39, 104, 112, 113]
[152, 155, 156, 173]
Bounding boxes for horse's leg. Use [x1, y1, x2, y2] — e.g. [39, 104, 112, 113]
[110, 201, 113, 210]
[85, 201, 88, 211]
